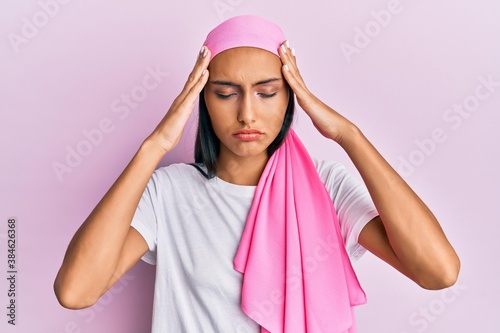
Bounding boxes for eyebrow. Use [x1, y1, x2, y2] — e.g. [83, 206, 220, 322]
[210, 78, 281, 87]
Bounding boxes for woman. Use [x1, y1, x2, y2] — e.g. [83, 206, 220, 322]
[54, 15, 460, 332]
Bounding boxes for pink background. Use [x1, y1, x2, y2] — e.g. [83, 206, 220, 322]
[1, 1, 499, 332]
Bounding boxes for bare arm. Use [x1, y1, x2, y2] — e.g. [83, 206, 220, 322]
[54, 47, 212, 309]
[278, 41, 460, 289]
[342, 126, 459, 289]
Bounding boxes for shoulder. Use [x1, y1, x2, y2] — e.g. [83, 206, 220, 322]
[155, 162, 198, 177]
[150, 163, 207, 188]
[311, 158, 366, 205]
[312, 158, 350, 184]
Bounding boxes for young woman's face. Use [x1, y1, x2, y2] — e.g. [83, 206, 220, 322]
[204, 47, 289, 161]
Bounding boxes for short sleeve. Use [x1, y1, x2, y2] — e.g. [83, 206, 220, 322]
[314, 159, 379, 261]
[130, 171, 160, 265]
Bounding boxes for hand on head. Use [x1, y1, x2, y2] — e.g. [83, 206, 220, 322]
[146, 46, 211, 153]
[278, 40, 355, 143]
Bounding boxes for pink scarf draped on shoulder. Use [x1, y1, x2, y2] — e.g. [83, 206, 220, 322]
[204, 15, 367, 332]
[233, 129, 366, 333]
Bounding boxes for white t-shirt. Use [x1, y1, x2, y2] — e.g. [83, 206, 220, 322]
[131, 160, 378, 333]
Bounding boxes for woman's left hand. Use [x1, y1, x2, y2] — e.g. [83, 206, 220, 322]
[279, 41, 460, 290]
[278, 40, 354, 145]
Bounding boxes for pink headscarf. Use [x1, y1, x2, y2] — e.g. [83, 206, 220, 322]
[203, 15, 367, 333]
[204, 15, 285, 60]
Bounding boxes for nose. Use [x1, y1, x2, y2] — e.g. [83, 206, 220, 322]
[237, 92, 256, 125]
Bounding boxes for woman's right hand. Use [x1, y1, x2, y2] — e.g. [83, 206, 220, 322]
[54, 46, 211, 310]
[146, 46, 211, 153]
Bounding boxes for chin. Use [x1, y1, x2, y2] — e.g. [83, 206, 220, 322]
[234, 148, 268, 158]
[226, 142, 269, 159]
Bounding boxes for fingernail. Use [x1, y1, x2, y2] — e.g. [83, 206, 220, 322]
[281, 44, 287, 54]
[202, 69, 207, 75]
[200, 46, 205, 54]
[284, 64, 289, 71]
[291, 48, 295, 56]
[202, 48, 208, 58]
[285, 40, 290, 48]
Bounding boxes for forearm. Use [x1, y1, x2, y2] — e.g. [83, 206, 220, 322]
[55, 45, 210, 308]
[54, 138, 165, 305]
[339, 124, 460, 287]
[277, 41, 459, 288]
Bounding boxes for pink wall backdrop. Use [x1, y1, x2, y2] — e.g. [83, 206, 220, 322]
[1, 1, 499, 332]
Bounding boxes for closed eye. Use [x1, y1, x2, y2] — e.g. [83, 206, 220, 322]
[259, 92, 277, 98]
[215, 92, 278, 99]
[216, 93, 236, 99]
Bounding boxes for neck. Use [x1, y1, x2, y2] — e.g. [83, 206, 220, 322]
[216, 151, 269, 186]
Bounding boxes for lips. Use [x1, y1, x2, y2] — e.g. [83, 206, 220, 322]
[233, 129, 264, 141]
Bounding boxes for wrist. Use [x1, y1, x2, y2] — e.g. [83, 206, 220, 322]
[141, 134, 171, 159]
[337, 123, 364, 152]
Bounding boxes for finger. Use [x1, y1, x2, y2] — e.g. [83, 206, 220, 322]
[278, 41, 308, 95]
[171, 47, 210, 111]
[186, 46, 211, 86]
[185, 68, 210, 105]
[279, 41, 298, 78]
[181, 46, 211, 95]
[279, 40, 298, 68]
[167, 67, 209, 129]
